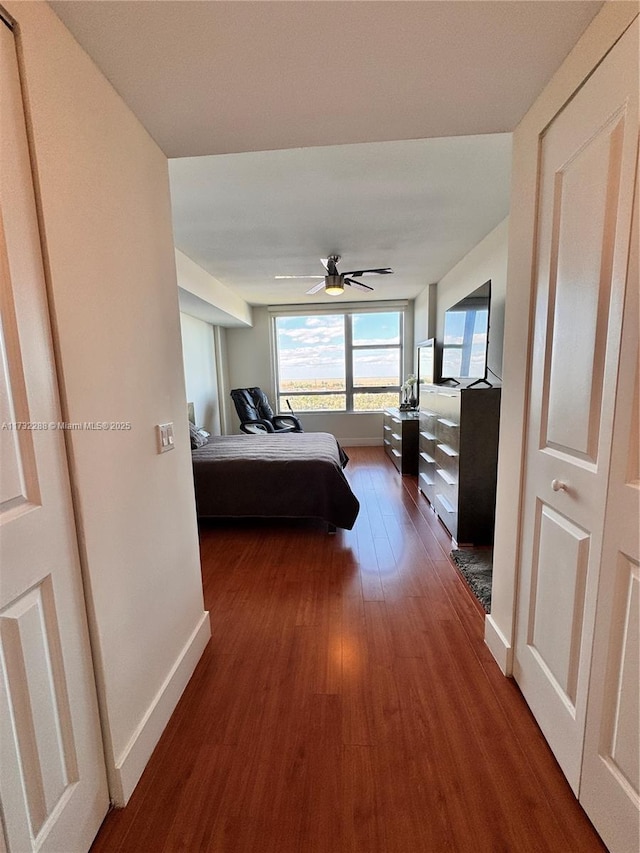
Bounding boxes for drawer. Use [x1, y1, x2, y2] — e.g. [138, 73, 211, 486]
[435, 443, 459, 485]
[419, 448, 435, 465]
[389, 445, 402, 472]
[434, 492, 458, 539]
[434, 389, 461, 420]
[419, 442, 436, 464]
[419, 411, 437, 431]
[435, 417, 459, 450]
[434, 474, 458, 521]
[419, 408, 438, 421]
[418, 471, 435, 505]
[419, 451, 435, 474]
[419, 427, 436, 443]
[418, 468, 435, 487]
[435, 466, 456, 487]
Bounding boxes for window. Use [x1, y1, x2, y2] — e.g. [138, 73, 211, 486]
[274, 310, 403, 412]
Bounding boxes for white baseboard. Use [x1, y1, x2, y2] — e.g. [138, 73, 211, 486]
[338, 438, 382, 447]
[484, 614, 513, 675]
[111, 611, 211, 804]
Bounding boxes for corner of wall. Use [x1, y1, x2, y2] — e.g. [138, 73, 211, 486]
[112, 613, 211, 805]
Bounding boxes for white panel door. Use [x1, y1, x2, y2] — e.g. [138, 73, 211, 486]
[0, 20, 109, 853]
[513, 20, 638, 793]
[579, 172, 639, 853]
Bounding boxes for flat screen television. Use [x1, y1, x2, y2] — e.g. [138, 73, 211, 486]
[441, 280, 492, 387]
[417, 338, 439, 395]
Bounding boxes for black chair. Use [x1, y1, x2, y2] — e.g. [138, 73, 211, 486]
[230, 387, 303, 434]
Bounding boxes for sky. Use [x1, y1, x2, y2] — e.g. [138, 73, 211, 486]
[442, 308, 488, 377]
[276, 313, 401, 383]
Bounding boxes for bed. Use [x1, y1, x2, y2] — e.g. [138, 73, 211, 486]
[191, 432, 360, 530]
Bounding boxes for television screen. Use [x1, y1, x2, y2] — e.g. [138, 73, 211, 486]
[417, 339, 437, 388]
[441, 281, 491, 380]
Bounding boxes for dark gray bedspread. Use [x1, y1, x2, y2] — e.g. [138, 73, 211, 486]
[191, 432, 360, 529]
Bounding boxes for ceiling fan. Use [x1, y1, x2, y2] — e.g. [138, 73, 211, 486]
[275, 255, 393, 295]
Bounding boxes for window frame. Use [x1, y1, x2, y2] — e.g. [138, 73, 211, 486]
[271, 303, 407, 414]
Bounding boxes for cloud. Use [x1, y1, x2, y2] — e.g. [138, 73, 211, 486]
[354, 352, 398, 366]
[353, 336, 400, 346]
[280, 343, 344, 368]
[278, 324, 344, 346]
[276, 315, 401, 381]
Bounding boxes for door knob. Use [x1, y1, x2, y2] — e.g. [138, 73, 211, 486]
[551, 479, 568, 492]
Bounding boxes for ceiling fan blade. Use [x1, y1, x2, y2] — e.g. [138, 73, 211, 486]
[342, 267, 393, 277]
[275, 275, 324, 280]
[306, 281, 327, 294]
[344, 277, 374, 292]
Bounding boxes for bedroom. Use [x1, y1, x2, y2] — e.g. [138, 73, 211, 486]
[1, 2, 637, 852]
[174, 139, 509, 443]
[174, 140, 510, 535]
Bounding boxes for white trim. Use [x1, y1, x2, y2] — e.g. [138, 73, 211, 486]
[111, 612, 211, 805]
[268, 299, 409, 316]
[484, 614, 513, 675]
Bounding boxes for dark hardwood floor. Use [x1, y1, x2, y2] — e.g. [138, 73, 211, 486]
[91, 446, 606, 853]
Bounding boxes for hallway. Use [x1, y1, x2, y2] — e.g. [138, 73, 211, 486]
[91, 447, 605, 852]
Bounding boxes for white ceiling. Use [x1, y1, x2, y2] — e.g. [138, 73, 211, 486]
[50, 1, 604, 308]
[50, 1, 603, 158]
[169, 135, 512, 304]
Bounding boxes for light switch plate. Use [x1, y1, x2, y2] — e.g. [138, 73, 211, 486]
[156, 422, 175, 453]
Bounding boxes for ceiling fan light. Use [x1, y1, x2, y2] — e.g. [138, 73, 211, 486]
[324, 275, 344, 295]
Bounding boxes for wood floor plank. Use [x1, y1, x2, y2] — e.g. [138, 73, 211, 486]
[341, 745, 386, 852]
[91, 447, 606, 853]
[354, 520, 385, 602]
[296, 694, 344, 852]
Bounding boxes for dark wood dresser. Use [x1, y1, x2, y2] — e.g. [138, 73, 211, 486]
[418, 385, 501, 545]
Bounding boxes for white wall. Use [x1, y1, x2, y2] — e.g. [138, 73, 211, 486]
[291, 412, 383, 446]
[8, 0, 210, 804]
[435, 217, 509, 382]
[180, 313, 220, 434]
[216, 326, 233, 436]
[226, 306, 273, 407]
[414, 282, 437, 340]
[175, 248, 252, 328]
[413, 282, 437, 370]
[225, 304, 413, 444]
